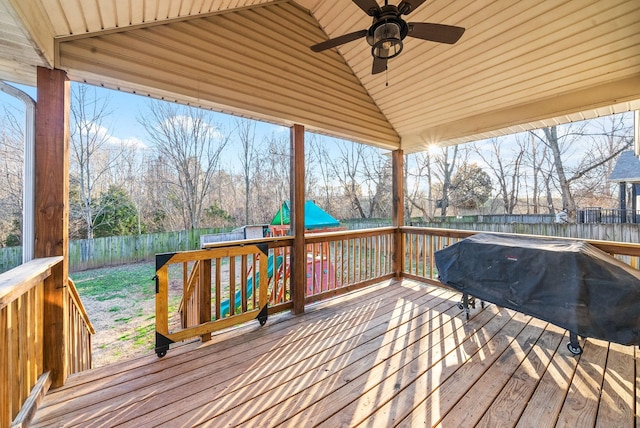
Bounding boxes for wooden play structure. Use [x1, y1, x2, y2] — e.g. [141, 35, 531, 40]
[269, 200, 346, 297]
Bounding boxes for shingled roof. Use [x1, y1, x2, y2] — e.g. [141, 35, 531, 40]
[609, 151, 640, 183]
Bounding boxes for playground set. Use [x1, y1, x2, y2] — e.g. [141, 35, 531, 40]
[214, 200, 345, 318]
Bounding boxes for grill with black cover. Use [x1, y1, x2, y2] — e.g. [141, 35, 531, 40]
[434, 233, 640, 355]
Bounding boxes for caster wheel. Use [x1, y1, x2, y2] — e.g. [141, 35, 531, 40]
[457, 302, 464, 310]
[258, 317, 267, 326]
[567, 342, 582, 355]
[156, 350, 167, 358]
[481, 301, 485, 309]
[465, 311, 470, 321]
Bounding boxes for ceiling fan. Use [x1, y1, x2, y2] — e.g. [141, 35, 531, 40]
[310, 0, 465, 75]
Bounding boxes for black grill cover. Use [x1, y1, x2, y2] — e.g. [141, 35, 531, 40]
[434, 233, 640, 346]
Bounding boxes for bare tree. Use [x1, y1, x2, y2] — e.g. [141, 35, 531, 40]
[0, 106, 24, 245]
[362, 150, 392, 218]
[326, 140, 367, 219]
[261, 132, 290, 219]
[114, 144, 150, 234]
[531, 116, 632, 219]
[69, 84, 117, 239]
[139, 101, 230, 229]
[473, 137, 525, 214]
[573, 114, 633, 207]
[405, 151, 437, 221]
[432, 145, 467, 216]
[319, 140, 388, 219]
[309, 134, 335, 212]
[235, 118, 259, 225]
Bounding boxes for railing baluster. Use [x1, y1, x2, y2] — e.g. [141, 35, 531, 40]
[229, 257, 236, 316]
[241, 255, 248, 313]
[215, 258, 221, 319]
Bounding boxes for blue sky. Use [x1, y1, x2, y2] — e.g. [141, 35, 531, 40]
[0, 82, 147, 141]
[0, 81, 291, 169]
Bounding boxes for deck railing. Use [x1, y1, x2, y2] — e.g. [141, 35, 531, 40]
[157, 225, 640, 358]
[401, 226, 640, 283]
[67, 278, 95, 373]
[0, 257, 94, 427]
[155, 228, 395, 356]
[304, 228, 395, 302]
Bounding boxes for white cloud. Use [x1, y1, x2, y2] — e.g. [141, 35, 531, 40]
[76, 121, 149, 150]
[164, 115, 225, 141]
[111, 136, 148, 150]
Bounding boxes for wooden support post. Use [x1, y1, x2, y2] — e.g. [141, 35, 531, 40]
[620, 182, 627, 223]
[290, 124, 305, 315]
[35, 67, 70, 388]
[392, 149, 404, 279]
[633, 184, 638, 223]
[199, 259, 212, 342]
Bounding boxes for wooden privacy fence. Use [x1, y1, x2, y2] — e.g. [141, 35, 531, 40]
[0, 246, 22, 275]
[69, 228, 229, 271]
[155, 228, 396, 356]
[0, 228, 232, 274]
[0, 257, 94, 427]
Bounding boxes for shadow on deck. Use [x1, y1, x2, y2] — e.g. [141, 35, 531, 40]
[31, 279, 639, 427]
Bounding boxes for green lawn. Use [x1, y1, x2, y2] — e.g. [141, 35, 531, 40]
[71, 262, 160, 366]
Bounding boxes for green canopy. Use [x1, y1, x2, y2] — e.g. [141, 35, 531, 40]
[271, 200, 340, 229]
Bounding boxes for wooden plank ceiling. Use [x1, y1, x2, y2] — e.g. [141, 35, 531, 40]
[1, 0, 640, 152]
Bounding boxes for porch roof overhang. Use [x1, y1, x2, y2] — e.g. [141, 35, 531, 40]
[1, 0, 639, 153]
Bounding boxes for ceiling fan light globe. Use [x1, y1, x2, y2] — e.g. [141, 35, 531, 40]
[372, 39, 402, 59]
[372, 22, 403, 59]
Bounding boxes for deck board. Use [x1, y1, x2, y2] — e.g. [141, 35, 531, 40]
[433, 318, 549, 427]
[556, 338, 608, 427]
[475, 324, 566, 428]
[31, 279, 639, 427]
[596, 342, 635, 427]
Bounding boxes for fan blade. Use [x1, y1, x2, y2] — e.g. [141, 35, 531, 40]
[352, 0, 381, 16]
[372, 56, 387, 75]
[398, 0, 428, 15]
[310, 29, 368, 52]
[407, 22, 465, 44]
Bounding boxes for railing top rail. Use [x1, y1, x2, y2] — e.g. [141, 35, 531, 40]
[0, 256, 62, 310]
[305, 227, 396, 243]
[401, 226, 640, 257]
[194, 227, 397, 250]
[200, 235, 292, 250]
[401, 226, 476, 239]
[68, 278, 95, 334]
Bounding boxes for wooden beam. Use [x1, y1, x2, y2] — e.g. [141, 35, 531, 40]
[35, 67, 69, 388]
[392, 149, 404, 278]
[290, 124, 305, 315]
[6, 0, 55, 67]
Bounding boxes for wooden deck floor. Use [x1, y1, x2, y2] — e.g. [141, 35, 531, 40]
[32, 279, 639, 427]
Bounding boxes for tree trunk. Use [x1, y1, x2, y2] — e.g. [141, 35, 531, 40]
[543, 126, 576, 216]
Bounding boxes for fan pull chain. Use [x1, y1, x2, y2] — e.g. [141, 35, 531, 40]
[385, 67, 389, 87]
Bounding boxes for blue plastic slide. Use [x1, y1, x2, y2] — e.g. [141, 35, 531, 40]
[219, 255, 281, 318]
